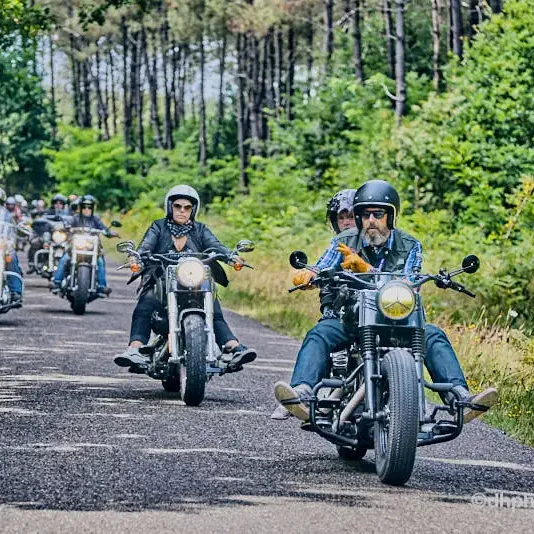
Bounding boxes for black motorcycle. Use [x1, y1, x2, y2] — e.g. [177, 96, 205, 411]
[289, 250, 481, 486]
[116, 239, 254, 406]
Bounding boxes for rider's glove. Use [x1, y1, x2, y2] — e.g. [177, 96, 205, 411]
[230, 254, 245, 271]
[337, 243, 372, 273]
[292, 270, 316, 289]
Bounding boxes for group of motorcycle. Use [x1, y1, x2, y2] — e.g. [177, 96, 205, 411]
[1, 211, 121, 316]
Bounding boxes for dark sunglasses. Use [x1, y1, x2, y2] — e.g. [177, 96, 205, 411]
[173, 202, 193, 211]
[361, 209, 387, 220]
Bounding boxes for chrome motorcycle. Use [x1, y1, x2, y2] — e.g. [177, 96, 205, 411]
[55, 222, 121, 314]
[33, 216, 68, 279]
[289, 251, 481, 486]
[116, 239, 254, 406]
[0, 222, 25, 314]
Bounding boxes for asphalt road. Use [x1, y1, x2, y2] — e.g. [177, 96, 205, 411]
[0, 259, 533, 533]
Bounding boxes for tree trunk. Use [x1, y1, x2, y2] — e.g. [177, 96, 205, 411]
[121, 17, 132, 150]
[490, 0, 502, 13]
[49, 35, 57, 138]
[160, 21, 173, 149]
[305, 10, 314, 98]
[109, 49, 118, 136]
[450, 0, 463, 58]
[178, 45, 188, 124]
[324, 0, 334, 76]
[353, 0, 364, 82]
[82, 57, 92, 128]
[431, 0, 441, 90]
[94, 48, 110, 141]
[70, 37, 81, 127]
[274, 27, 283, 117]
[143, 27, 164, 150]
[383, 0, 395, 79]
[170, 41, 179, 131]
[213, 33, 227, 153]
[199, 34, 207, 168]
[469, 0, 481, 38]
[286, 24, 295, 120]
[394, 0, 406, 125]
[236, 33, 249, 192]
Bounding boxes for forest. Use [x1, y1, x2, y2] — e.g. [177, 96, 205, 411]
[1, 0, 534, 443]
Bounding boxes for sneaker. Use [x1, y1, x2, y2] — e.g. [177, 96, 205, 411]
[100, 287, 112, 296]
[223, 344, 257, 369]
[271, 404, 291, 420]
[10, 293, 22, 308]
[26, 264, 35, 274]
[114, 347, 149, 370]
[274, 382, 313, 422]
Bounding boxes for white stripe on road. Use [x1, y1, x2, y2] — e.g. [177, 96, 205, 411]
[421, 456, 534, 472]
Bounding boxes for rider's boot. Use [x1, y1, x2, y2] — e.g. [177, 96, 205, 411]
[274, 382, 313, 422]
[447, 385, 498, 423]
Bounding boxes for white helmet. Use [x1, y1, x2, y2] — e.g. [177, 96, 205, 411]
[14, 194, 24, 205]
[164, 185, 200, 219]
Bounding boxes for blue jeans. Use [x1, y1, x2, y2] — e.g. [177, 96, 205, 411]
[5, 253, 23, 294]
[291, 319, 467, 390]
[53, 253, 107, 288]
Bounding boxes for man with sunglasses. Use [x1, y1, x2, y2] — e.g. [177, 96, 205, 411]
[114, 184, 257, 373]
[274, 180, 497, 424]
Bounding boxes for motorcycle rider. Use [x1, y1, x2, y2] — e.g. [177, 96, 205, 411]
[273, 180, 498, 424]
[5, 197, 22, 223]
[114, 184, 257, 373]
[68, 195, 80, 216]
[0, 188, 23, 305]
[49, 195, 118, 297]
[46, 194, 70, 217]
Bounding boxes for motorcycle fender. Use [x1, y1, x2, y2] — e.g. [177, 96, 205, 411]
[178, 308, 206, 327]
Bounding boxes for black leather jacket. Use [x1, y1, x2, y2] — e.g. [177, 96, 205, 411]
[137, 218, 233, 287]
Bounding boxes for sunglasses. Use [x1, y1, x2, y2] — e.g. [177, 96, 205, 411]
[173, 202, 193, 211]
[81, 205, 93, 209]
[361, 209, 387, 220]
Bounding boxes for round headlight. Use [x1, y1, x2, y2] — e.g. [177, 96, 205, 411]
[377, 281, 416, 320]
[72, 236, 94, 250]
[52, 230, 67, 244]
[176, 258, 206, 288]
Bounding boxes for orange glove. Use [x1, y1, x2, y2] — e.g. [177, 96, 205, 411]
[292, 270, 316, 290]
[337, 243, 372, 273]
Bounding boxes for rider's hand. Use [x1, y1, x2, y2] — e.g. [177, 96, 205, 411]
[109, 231, 120, 238]
[337, 243, 372, 273]
[292, 270, 316, 289]
[231, 255, 245, 271]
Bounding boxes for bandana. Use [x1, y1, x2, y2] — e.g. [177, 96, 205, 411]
[166, 218, 193, 238]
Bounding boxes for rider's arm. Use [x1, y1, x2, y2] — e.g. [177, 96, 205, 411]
[137, 221, 160, 256]
[197, 223, 233, 258]
[315, 237, 343, 271]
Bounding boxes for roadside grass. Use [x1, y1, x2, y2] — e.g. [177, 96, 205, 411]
[105, 210, 534, 447]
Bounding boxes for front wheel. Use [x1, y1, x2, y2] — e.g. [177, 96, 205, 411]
[72, 264, 91, 315]
[179, 314, 207, 406]
[374, 349, 419, 486]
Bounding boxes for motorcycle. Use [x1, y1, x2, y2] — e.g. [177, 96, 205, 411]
[32, 215, 69, 279]
[116, 239, 255, 406]
[289, 250, 481, 486]
[15, 216, 32, 252]
[54, 222, 121, 315]
[0, 222, 25, 314]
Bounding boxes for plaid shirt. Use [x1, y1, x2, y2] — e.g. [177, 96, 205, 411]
[314, 230, 423, 276]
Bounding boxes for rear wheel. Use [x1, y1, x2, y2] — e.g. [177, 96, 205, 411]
[72, 264, 91, 315]
[374, 349, 419, 486]
[179, 314, 207, 406]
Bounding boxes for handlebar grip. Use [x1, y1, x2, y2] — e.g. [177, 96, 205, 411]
[288, 284, 306, 293]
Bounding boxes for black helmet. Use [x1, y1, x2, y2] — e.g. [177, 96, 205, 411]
[353, 180, 400, 230]
[51, 194, 67, 207]
[79, 195, 96, 211]
[326, 189, 357, 233]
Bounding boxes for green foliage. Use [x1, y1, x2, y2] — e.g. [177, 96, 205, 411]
[44, 126, 151, 210]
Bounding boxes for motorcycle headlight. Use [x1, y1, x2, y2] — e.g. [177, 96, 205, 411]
[377, 281, 416, 320]
[72, 236, 94, 250]
[175, 258, 206, 288]
[52, 230, 67, 244]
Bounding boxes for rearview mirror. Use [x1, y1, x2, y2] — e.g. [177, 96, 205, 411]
[289, 250, 308, 269]
[236, 239, 255, 253]
[116, 240, 135, 253]
[111, 220, 123, 227]
[462, 254, 480, 274]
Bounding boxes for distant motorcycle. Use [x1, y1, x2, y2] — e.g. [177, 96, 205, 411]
[116, 239, 255, 406]
[15, 216, 32, 252]
[54, 222, 121, 315]
[33, 216, 68, 279]
[0, 222, 25, 314]
[289, 250, 481, 486]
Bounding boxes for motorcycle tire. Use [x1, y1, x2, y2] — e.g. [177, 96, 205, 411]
[374, 349, 419, 486]
[72, 264, 91, 315]
[179, 314, 207, 406]
[337, 444, 368, 461]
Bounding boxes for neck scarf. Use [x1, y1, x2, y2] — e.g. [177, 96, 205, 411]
[166, 218, 193, 238]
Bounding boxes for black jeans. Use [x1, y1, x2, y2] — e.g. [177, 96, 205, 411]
[130, 291, 235, 347]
